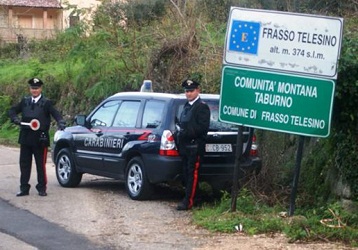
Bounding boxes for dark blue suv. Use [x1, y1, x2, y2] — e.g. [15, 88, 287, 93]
[52, 91, 261, 200]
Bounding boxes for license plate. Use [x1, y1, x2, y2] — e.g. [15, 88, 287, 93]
[205, 144, 232, 152]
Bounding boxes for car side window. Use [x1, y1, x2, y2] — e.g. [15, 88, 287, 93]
[176, 104, 184, 124]
[113, 100, 141, 128]
[90, 100, 120, 127]
[142, 100, 164, 128]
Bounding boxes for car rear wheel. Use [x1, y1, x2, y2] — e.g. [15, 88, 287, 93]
[55, 148, 82, 187]
[125, 157, 153, 200]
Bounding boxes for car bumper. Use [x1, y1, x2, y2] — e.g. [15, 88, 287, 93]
[200, 157, 262, 182]
[142, 154, 182, 183]
[142, 154, 262, 185]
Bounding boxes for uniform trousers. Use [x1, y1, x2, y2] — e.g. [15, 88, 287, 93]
[19, 144, 48, 192]
[181, 144, 203, 209]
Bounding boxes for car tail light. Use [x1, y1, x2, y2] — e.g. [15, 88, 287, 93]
[159, 130, 179, 156]
[250, 134, 258, 157]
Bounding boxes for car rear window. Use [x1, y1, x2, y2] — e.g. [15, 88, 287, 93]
[205, 100, 238, 131]
[142, 100, 165, 128]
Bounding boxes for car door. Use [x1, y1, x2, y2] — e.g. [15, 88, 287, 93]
[74, 100, 120, 173]
[102, 99, 142, 177]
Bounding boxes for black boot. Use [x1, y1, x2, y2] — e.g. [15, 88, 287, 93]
[176, 200, 190, 211]
[16, 190, 29, 196]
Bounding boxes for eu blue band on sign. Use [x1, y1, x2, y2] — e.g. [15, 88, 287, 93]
[228, 20, 260, 55]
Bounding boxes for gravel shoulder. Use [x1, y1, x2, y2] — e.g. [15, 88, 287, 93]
[0, 145, 354, 250]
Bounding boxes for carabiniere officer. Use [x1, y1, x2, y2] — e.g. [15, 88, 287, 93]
[176, 79, 210, 210]
[8, 78, 66, 197]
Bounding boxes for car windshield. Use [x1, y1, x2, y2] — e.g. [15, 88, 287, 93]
[176, 99, 238, 131]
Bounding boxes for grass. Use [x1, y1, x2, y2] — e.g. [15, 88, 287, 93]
[0, 57, 84, 87]
[0, 61, 33, 83]
[193, 190, 358, 247]
[0, 123, 19, 146]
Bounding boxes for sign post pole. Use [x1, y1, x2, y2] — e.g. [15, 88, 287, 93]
[289, 135, 305, 216]
[231, 126, 243, 212]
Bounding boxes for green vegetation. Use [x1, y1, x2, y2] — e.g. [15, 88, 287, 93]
[0, 124, 18, 146]
[1, 0, 358, 246]
[194, 189, 358, 246]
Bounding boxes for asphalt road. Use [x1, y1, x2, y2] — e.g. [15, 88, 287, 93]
[0, 197, 106, 250]
[0, 145, 202, 250]
[0, 145, 111, 250]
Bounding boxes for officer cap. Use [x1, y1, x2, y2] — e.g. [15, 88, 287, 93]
[28, 78, 43, 89]
[181, 79, 200, 90]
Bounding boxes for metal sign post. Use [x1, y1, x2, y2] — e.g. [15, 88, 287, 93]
[289, 136, 305, 216]
[231, 126, 243, 212]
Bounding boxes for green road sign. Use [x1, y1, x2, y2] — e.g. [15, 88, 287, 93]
[219, 66, 335, 137]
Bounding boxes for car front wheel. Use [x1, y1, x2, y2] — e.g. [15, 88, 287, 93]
[55, 148, 82, 187]
[125, 157, 153, 200]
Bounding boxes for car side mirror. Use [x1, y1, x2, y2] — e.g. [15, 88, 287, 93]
[75, 115, 86, 126]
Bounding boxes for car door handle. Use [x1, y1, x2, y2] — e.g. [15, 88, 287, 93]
[91, 128, 103, 136]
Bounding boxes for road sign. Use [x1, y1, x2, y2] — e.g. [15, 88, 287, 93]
[219, 66, 335, 137]
[224, 8, 343, 79]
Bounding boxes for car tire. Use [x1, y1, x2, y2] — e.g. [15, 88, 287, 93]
[55, 148, 82, 187]
[125, 157, 153, 200]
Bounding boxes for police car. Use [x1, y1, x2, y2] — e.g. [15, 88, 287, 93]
[52, 83, 261, 200]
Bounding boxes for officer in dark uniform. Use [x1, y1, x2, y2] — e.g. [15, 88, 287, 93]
[8, 78, 66, 197]
[176, 79, 210, 210]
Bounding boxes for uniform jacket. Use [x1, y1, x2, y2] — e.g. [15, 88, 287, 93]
[8, 95, 64, 146]
[178, 97, 210, 154]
